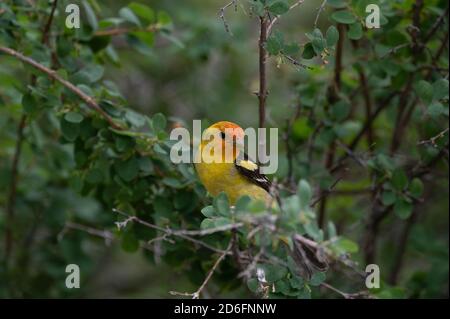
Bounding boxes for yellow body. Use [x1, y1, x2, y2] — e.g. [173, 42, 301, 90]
[194, 121, 271, 205]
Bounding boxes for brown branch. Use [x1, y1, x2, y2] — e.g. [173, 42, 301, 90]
[422, 6, 449, 44]
[41, 0, 58, 45]
[258, 16, 268, 129]
[390, 0, 424, 154]
[388, 210, 418, 284]
[4, 115, 26, 263]
[318, 23, 344, 228]
[310, 176, 343, 207]
[0, 47, 123, 130]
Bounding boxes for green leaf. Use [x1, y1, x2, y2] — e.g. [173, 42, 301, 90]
[214, 217, 232, 227]
[290, 275, 304, 289]
[263, 264, 288, 283]
[297, 287, 311, 299]
[327, 221, 337, 238]
[266, 31, 284, 55]
[391, 169, 408, 191]
[347, 22, 363, 40]
[85, 168, 103, 184]
[152, 113, 167, 132]
[137, 157, 153, 174]
[309, 272, 326, 286]
[334, 237, 359, 253]
[247, 278, 259, 293]
[60, 118, 80, 141]
[331, 10, 356, 24]
[201, 206, 215, 217]
[409, 178, 424, 199]
[292, 117, 313, 140]
[326, 25, 339, 47]
[200, 218, 215, 229]
[64, 112, 84, 123]
[157, 11, 172, 28]
[266, 38, 282, 55]
[283, 42, 300, 55]
[298, 179, 312, 207]
[235, 195, 251, 212]
[162, 177, 182, 188]
[428, 102, 446, 118]
[214, 192, 230, 217]
[308, 28, 325, 55]
[415, 80, 433, 105]
[22, 93, 37, 113]
[432, 79, 449, 101]
[331, 100, 351, 121]
[302, 43, 316, 59]
[116, 157, 139, 182]
[394, 198, 413, 219]
[128, 2, 155, 23]
[119, 7, 142, 26]
[381, 190, 397, 206]
[82, 0, 98, 30]
[268, 1, 290, 15]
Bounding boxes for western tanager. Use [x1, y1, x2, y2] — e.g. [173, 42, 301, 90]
[194, 121, 272, 205]
[195, 121, 328, 278]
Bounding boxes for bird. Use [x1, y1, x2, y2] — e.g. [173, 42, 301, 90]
[194, 121, 328, 279]
[194, 121, 273, 205]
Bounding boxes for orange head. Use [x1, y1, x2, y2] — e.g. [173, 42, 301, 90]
[200, 121, 245, 162]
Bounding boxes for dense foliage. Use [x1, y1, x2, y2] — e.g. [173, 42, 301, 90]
[0, 0, 448, 298]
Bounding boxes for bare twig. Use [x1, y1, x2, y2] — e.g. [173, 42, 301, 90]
[218, 0, 238, 35]
[313, 0, 328, 28]
[41, 0, 58, 45]
[310, 176, 343, 207]
[417, 128, 449, 146]
[321, 282, 372, 299]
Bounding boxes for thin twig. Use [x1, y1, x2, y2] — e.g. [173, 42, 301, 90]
[417, 127, 449, 146]
[314, 0, 327, 28]
[321, 282, 372, 299]
[112, 209, 232, 255]
[218, 0, 238, 35]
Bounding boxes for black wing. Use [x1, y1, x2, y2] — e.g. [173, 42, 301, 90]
[234, 152, 272, 193]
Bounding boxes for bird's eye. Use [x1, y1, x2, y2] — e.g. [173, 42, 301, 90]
[220, 132, 226, 139]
